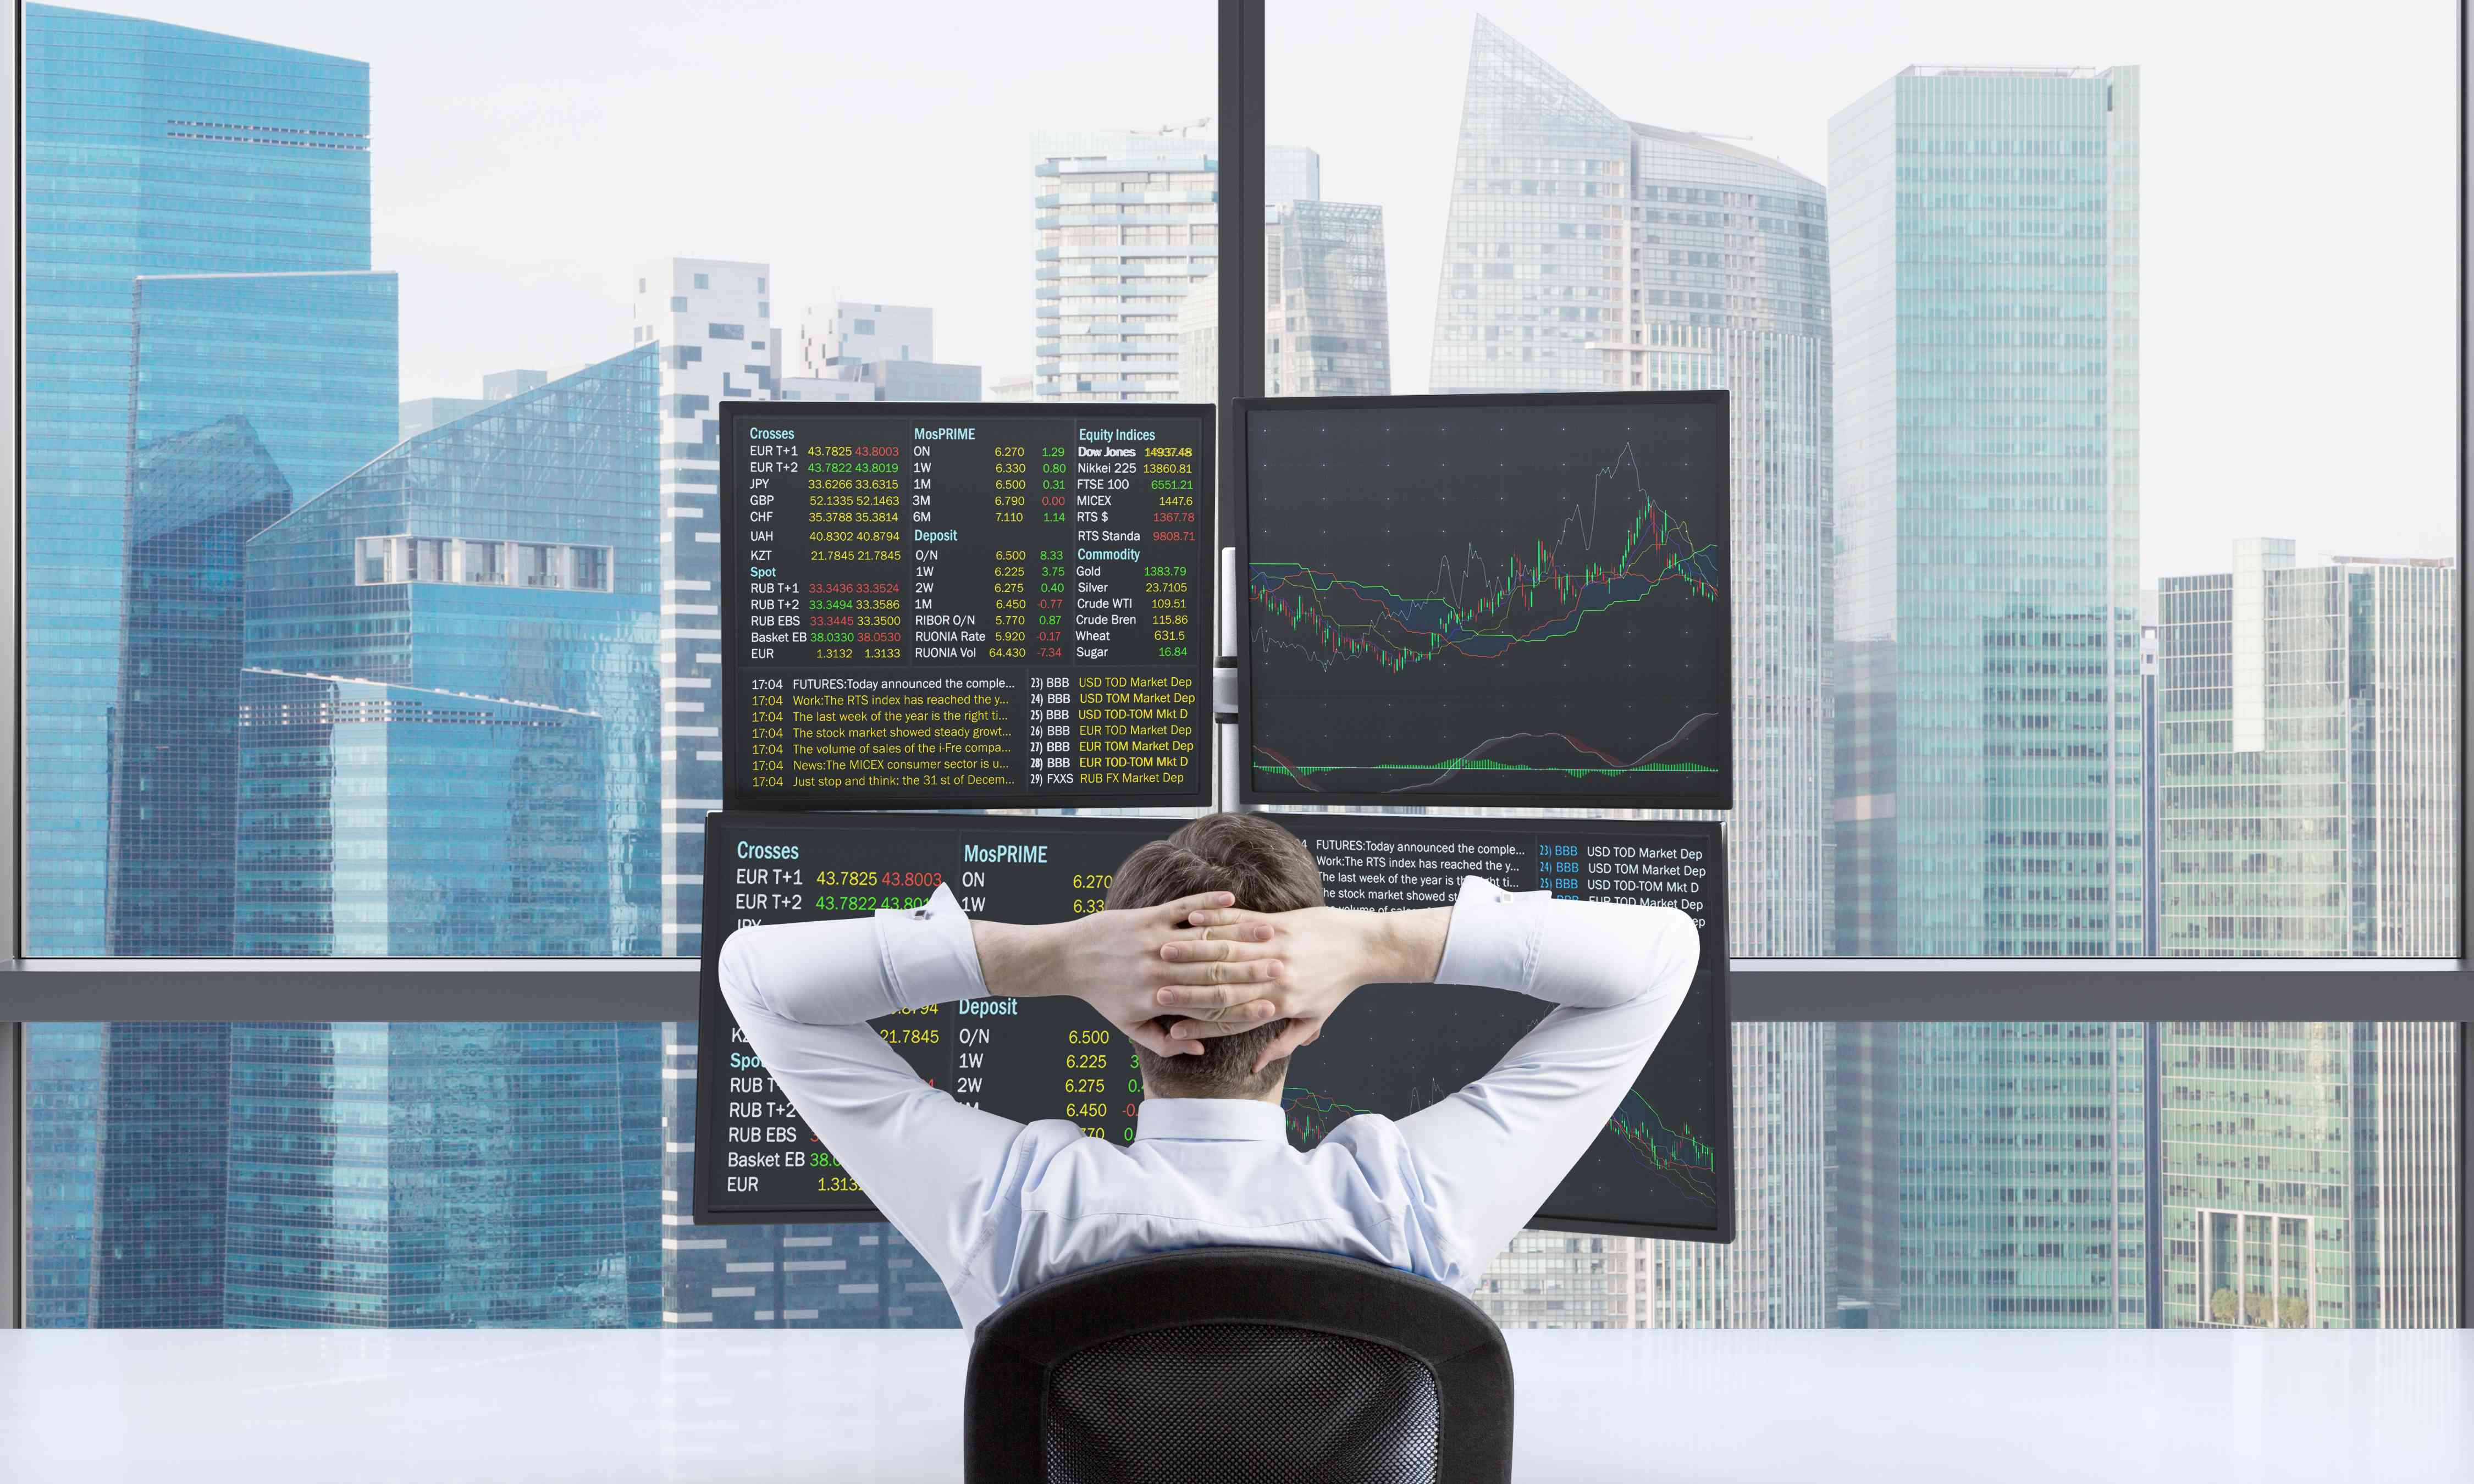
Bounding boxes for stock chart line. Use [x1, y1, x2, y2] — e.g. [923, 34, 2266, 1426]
[1280, 1086, 1381, 1147]
[1252, 713, 1721, 794]
[1283, 1084, 1718, 1209]
[1608, 1088, 1719, 1207]
[1249, 440, 1720, 675]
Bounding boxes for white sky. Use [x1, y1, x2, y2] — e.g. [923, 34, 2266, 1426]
[26, 1, 2464, 585]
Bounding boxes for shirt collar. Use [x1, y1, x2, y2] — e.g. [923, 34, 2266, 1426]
[1135, 1097, 1288, 1143]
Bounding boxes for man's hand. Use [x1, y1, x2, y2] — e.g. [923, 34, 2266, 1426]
[1155, 904, 1450, 1072]
[972, 892, 1286, 1057]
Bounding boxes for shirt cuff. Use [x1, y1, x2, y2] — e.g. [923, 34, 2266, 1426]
[874, 883, 989, 1012]
[1431, 874, 1540, 994]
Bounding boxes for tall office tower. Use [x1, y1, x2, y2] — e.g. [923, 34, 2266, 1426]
[625, 263, 951, 1327]
[1429, 18, 1832, 1329]
[2155, 542, 2458, 957]
[1174, 274, 1222, 402]
[91, 1024, 231, 1326]
[1178, 200, 1394, 402]
[1032, 129, 1222, 401]
[216, 1021, 664, 1327]
[235, 346, 663, 955]
[631, 258, 781, 962]
[787, 302, 981, 401]
[2155, 1023, 2459, 1328]
[1265, 145, 1322, 212]
[401, 368, 552, 440]
[24, 1023, 105, 1327]
[1830, 1022, 2151, 1329]
[2147, 544, 2459, 1327]
[1266, 202, 1392, 397]
[1830, 63, 2144, 957]
[107, 272, 400, 957]
[1826, 66, 2148, 1330]
[1471, 1233, 1629, 1329]
[22, 5, 381, 955]
[788, 301, 980, 401]
[798, 301, 937, 373]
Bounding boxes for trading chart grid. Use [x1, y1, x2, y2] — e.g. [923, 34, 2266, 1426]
[1237, 392, 1730, 809]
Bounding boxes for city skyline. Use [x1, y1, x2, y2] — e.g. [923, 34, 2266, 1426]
[14, 2, 2461, 1336]
[14, 0, 2442, 584]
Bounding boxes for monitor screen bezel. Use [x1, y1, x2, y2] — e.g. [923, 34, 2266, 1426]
[692, 808, 1734, 1246]
[715, 399, 1219, 812]
[1232, 390, 1733, 811]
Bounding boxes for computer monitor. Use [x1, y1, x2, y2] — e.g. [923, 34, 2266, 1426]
[695, 810, 1731, 1242]
[1236, 391, 1730, 809]
[717, 400, 1214, 810]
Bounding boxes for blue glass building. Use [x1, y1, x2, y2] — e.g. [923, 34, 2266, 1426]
[219, 1021, 663, 1328]
[1827, 68, 2150, 1330]
[108, 273, 399, 957]
[238, 345, 664, 956]
[23, 4, 380, 955]
[24, 1023, 104, 1327]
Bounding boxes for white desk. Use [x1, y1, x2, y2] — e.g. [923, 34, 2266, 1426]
[4, 1328, 2468, 1482]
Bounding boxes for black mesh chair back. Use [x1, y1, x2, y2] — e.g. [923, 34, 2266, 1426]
[964, 1247, 1514, 1484]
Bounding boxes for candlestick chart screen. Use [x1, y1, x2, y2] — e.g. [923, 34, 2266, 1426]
[695, 812, 1729, 1241]
[1239, 392, 1730, 807]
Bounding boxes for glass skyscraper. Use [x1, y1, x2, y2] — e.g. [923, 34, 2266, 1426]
[1432, 17, 1833, 1330]
[109, 272, 400, 957]
[2156, 1022, 2457, 1330]
[23, 4, 382, 955]
[1827, 67, 2149, 1328]
[1265, 201, 1391, 397]
[1829, 65, 2144, 959]
[2150, 544, 2459, 1326]
[2155, 542, 2457, 958]
[1034, 129, 1222, 401]
[619, 261, 960, 1328]
[1179, 194, 1393, 402]
[236, 345, 664, 956]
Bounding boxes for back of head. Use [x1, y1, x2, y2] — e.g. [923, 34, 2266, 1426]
[1106, 813, 1323, 1099]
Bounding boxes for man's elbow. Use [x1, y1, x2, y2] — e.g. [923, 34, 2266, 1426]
[716, 932, 763, 1016]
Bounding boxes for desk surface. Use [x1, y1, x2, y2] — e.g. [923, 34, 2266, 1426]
[5, 1328, 2469, 1483]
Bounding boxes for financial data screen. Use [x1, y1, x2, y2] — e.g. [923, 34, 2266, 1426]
[1240, 394, 1730, 807]
[695, 812, 1730, 1240]
[720, 402, 1213, 809]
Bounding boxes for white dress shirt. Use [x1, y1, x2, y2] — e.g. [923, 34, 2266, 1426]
[717, 876, 1698, 1329]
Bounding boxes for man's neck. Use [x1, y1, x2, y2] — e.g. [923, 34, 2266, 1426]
[1142, 1086, 1286, 1105]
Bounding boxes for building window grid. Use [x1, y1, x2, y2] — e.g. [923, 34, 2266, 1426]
[355, 534, 616, 593]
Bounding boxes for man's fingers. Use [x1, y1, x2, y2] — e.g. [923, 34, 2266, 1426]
[1152, 972, 1288, 1009]
[1122, 1020, 1204, 1058]
[1153, 957, 1284, 989]
[1250, 1018, 1321, 1075]
[1158, 927, 1275, 961]
[1164, 1001, 1279, 1039]
[1181, 906, 1267, 928]
[1153, 891, 1236, 924]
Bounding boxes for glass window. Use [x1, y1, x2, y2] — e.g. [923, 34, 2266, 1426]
[570, 545, 611, 593]
[516, 542, 560, 589]
[19, 0, 1212, 961]
[1266, 3, 2461, 961]
[24, 1020, 2453, 1330]
[460, 538, 508, 585]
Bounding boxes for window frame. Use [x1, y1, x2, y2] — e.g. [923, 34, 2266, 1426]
[1, 0, 2465, 1328]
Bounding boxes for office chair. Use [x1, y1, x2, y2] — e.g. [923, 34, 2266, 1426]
[964, 1247, 1514, 1484]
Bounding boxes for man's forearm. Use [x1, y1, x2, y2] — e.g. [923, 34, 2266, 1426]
[969, 919, 1073, 1001]
[1360, 906, 1450, 987]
